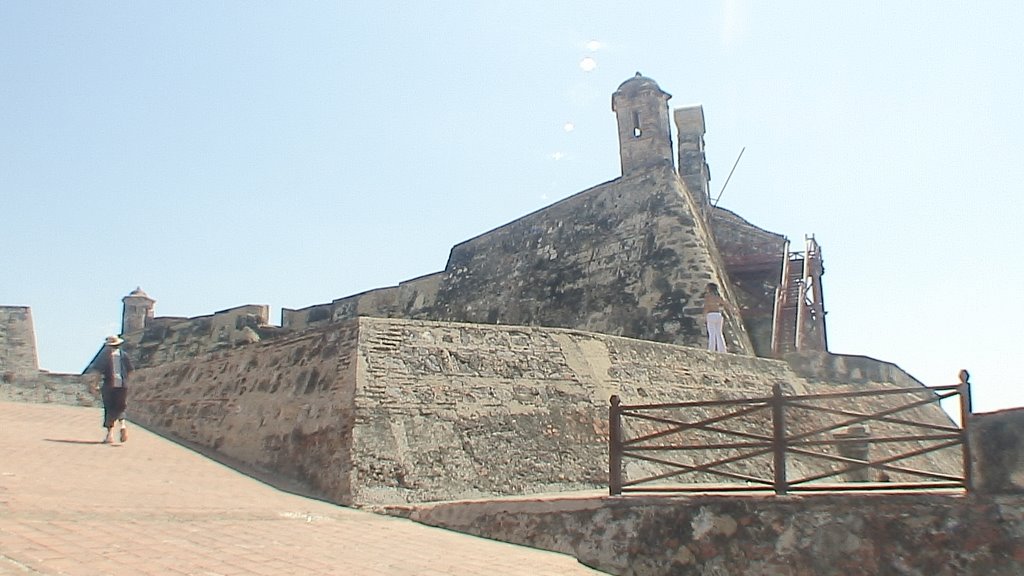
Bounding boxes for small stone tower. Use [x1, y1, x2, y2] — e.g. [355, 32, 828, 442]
[121, 287, 155, 335]
[612, 72, 674, 175]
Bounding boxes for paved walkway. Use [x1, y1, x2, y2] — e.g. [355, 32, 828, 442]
[0, 402, 603, 576]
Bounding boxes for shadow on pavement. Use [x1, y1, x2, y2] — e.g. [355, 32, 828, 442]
[44, 438, 117, 446]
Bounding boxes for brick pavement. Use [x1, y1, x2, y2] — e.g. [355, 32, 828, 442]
[0, 402, 604, 576]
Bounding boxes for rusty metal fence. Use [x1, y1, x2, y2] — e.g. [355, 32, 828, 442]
[609, 371, 972, 496]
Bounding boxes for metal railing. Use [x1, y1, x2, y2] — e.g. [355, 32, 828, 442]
[609, 371, 972, 496]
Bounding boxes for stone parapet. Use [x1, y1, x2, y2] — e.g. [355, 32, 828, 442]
[395, 493, 1024, 576]
[0, 371, 94, 407]
[129, 304, 276, 367]
[784, 350, 925, 386]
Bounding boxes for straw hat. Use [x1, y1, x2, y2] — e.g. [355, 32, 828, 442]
[105, 335, 124, 346]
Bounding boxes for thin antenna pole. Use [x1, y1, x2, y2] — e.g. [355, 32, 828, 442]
[713, 146, 745, 207]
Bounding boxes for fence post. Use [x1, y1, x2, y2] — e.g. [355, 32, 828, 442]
[771, 383, 788, 495]
[609, 395, 623, 496]
[958, 369, 974, 492]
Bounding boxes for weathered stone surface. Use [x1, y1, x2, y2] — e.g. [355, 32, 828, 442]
[613, 74, 675, 176]
[0, 306, 94, 407]
[434, 166, 752, 355]
[674, 106, 711, 211]
[708, 208, 788, 357]
[971, 408, 1024, 494]
[785, 350, 926, 387]
[0, 306, 39, 376]
[399, 494, 1024, 576]
[281, 166, 754, 358]
[125, 316, 961, 507]
[0, 371, 94, 407]
[273, 78, 762, 361]
[132, 304, 277, 366]
[129, 322, 359, 504]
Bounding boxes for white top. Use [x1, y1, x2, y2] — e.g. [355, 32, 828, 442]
[111, 348, 124, 388]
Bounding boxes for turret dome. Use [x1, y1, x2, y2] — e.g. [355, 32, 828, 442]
[614, 72, 671, 99]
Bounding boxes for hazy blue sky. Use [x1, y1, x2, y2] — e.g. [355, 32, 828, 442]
[2, 2, 1021, 413]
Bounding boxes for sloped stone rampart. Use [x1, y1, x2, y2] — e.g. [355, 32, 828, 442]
[278, 167, 755, 357]
[434, 167, 752, 354]
[128, 322, 361, 504]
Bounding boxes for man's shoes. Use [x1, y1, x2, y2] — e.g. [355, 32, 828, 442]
[120, 428, 128, 443]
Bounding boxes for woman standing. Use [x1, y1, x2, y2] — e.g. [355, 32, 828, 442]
[703, 283, 728, 353]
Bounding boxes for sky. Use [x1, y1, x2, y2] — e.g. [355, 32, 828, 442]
[2, 2, 1022, 414]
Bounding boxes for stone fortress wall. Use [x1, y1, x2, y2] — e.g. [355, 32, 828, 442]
[5, 72, 1024, 574]
[124, 315, 959, 506]
[281, 168, 753, 356]
[0, 301, 281, 407]
[280, 88, 762, 358]
[3, 301, 1021, 573]
[2, 73, 973, 507]
[106, 75, 792, 371]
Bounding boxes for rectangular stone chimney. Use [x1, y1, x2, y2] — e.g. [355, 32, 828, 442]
[674, 106, 711, 211]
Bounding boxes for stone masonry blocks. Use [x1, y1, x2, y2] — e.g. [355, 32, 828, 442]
[125, 316, 961, 507]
